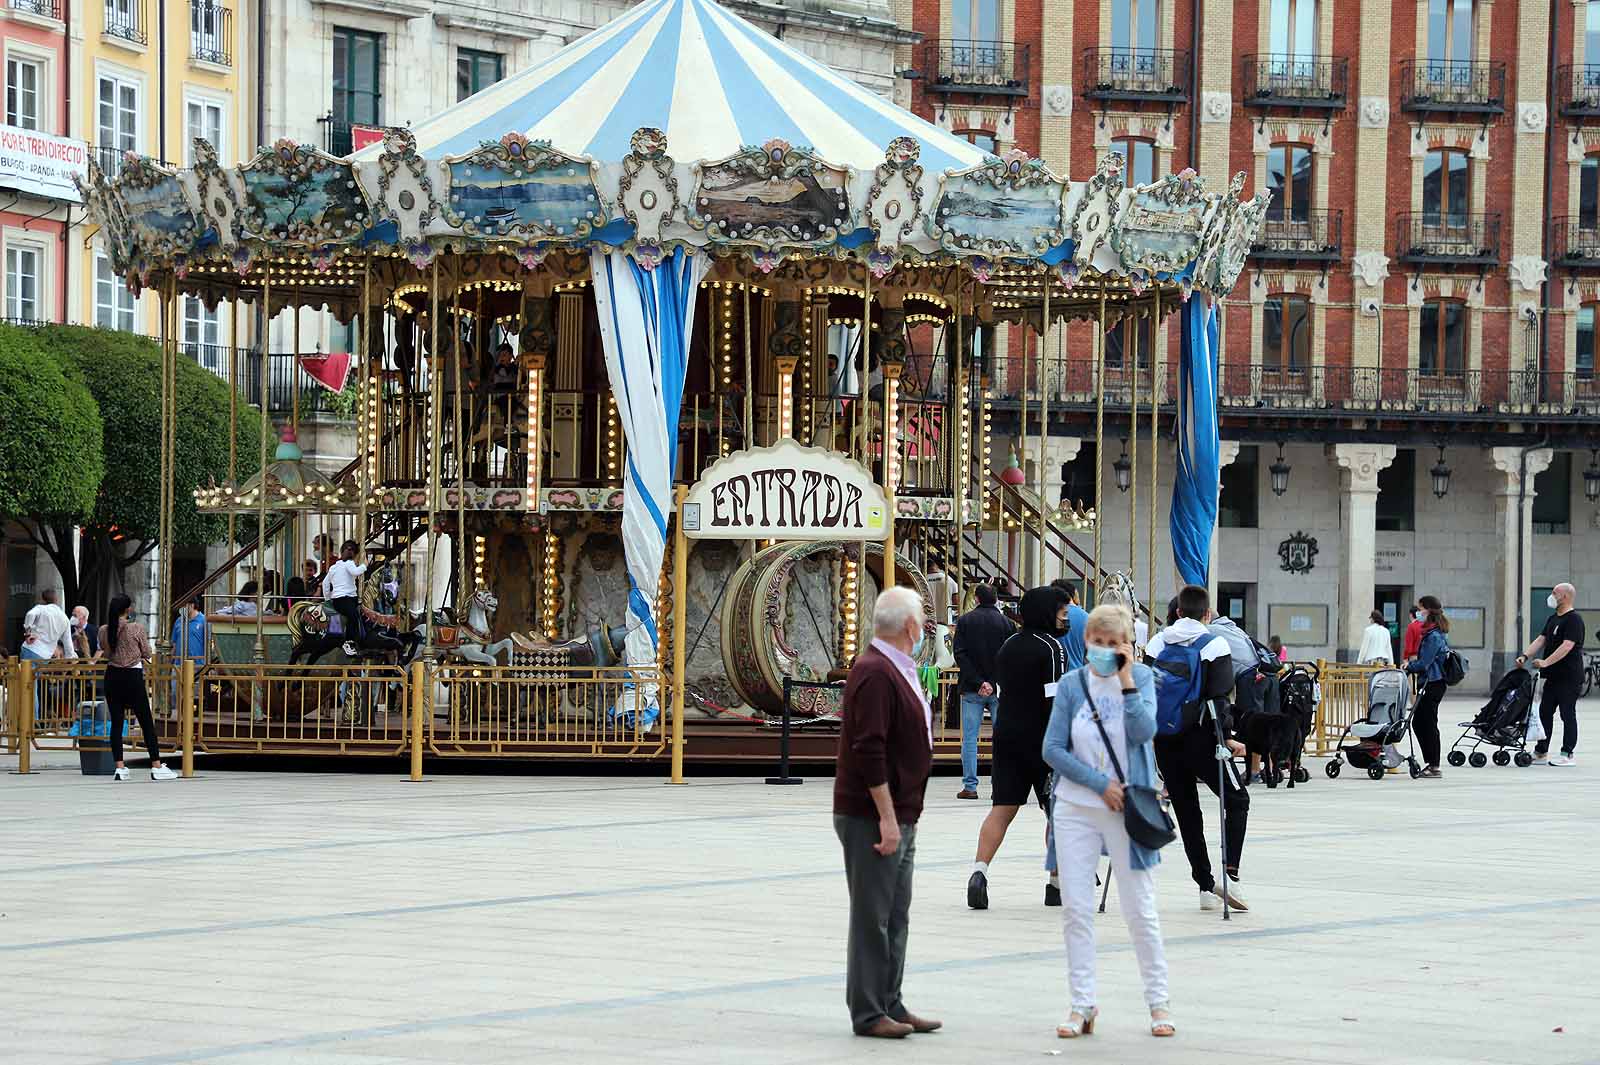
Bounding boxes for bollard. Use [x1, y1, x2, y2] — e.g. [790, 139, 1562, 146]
[17, 658, 33, 776]
[180, 659, 196, 778]
[766, 678, 803, 786]
[408, 658, 424, 781]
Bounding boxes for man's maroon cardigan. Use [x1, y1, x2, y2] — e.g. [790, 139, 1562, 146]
[833, 644, 933, 825]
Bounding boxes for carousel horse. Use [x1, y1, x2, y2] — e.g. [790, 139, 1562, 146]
[1095, 570, 1146, 630]
[442, 589, 516, 665]
[287, 575, 421, 666]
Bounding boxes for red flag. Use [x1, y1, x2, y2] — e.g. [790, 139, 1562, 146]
[299, 351, 351, 393]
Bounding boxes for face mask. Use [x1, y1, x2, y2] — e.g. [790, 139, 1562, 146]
[1547, 594, 1559, 609]
[910, 627, 925, 659]
[1410, 609, 1420, 621]
[1086, 646, 1120, 676]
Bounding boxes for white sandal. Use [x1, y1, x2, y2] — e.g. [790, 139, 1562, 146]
[1150, 1004, 1175, 1037]
[1056, 1006, 1097, 1038]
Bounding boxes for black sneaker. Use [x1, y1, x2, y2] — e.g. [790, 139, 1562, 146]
[1044, 882, 1061, 907]
[967, 870, 989, 910]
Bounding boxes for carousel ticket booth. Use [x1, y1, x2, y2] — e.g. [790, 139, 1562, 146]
[68, 0, 1266, 772]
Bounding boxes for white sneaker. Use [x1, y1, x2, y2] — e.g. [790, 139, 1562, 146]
[1199, 889, 1219, 912]
[112, 767, 130, 781]
[150, 765, 179, 781]
[1222, 876, 1250, 911]
[1550, 754, 1576, 767]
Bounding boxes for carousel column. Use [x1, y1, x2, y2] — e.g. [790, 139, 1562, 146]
[253, 280, 272, 665]
[881, 344, 905, 590]
[1490, 447, 1554, 675]
[774, 355, 798, 438]
[422, 259, 442, 654]
[157, 279, 177, 655]
[1330, 443, 1396, 662]
[1207, 441, 1242, 609]
[768, 298, 805, 440]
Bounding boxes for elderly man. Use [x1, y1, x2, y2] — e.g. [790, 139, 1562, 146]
[833, 586, 940, 1040]
[1519, 582, 1586, 766]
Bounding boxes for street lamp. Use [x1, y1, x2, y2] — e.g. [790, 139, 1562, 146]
[1429, 444, 1452, 499]
[1113, 440, 1132, 493]
[1585, 449, 1600, 503]
[1269, 442, 1291, 497]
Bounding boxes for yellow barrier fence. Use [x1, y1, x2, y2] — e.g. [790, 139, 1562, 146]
[430, 664, 671, 758]
[932, 668, 989, 763]
[1308, 661, 1393, 756]
[194, 662, 410, 755]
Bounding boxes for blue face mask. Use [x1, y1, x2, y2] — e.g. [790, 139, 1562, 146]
[911, 631, 925, 659]
[1085, 646, 1120, 676]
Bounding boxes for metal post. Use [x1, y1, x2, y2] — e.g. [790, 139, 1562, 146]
[767, 677, 803, 785]
[1149, 287, 1161, 626]
[670, 485, 689, 784]
[180, 658, 195, 778]
[254, 278, 271, 663]
[423, 259, 441, 654]
[409, 657, 425, 781]
[1094, 293, 1106, 587]
[1038, 276, 1051, 585]
[1129, 300, 1139, 592]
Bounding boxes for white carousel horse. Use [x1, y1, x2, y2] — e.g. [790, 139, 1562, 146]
[1096, 570, 1147, 638]
[451, 589, 516, 665]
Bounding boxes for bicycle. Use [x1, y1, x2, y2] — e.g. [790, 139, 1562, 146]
[1581, 652, 1600, 699]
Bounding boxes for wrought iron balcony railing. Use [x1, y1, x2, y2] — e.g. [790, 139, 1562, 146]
[1080, 48, 1191, 104]
[1394, 212, 1501, 265]
[321, 118, 353, 157]
[1240, 53, 1348, 108]
[1553, 217, 1600, 266]
[9, 0, 63, 20]
[103, 0, 147, 44]
[1251, 210, 1343, 262]
[1557, 64, 1600, 117]
[190, 1, 232, 65]
[922, 40, 1030, 97]
[1399, 58, 1506, 114]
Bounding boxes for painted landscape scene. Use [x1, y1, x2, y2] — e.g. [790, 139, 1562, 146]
[697, 165, 848, 236]
[447, 162, 601, 235]
[934, 177, 1061, 250]
[120, 175, 197, 240]
[244, 164, 366, 234]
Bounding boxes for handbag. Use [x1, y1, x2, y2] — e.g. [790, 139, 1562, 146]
[1079, 673, 1177, 851]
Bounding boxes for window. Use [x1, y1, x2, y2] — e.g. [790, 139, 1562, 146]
[1579, 305, 1596, 378]
[185, 98, 224, 165]
[1375, 449, 1416, 533]
[1419, 300, 1466, 375]
[182, 296, 222, 375]
[94, 252, 136, 331]
[1583, 157, 1600, 232]
[6, 58, 40, 130]
[456, 48, 503, 103]
[191, 1, 229, 64]
[950, 0, 998, 43]
[333, 28, 382, 125]
[5, 244, 41, 321]
[1265, 145, 1312, 223]
[1422, 149, 1469, 228]
[1263, 295, 1311, 375]
[1268, 0, 1316, 57]
[1112, 0, 1159, 52]
[1427, 0, 1474, 64]
[105, 0, 142, 40]
[957, 129, 997, 155]
[1059, 443, 1098, 509]
[1110, 137, 1156, 186]
[97, 74, 139, 176]
[1533, 451, 1572, 535]
[1219, 446, 1259, 528]
[1105, 315, 1153, 370]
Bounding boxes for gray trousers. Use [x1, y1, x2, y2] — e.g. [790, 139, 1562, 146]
[834, 813, 917, 1033]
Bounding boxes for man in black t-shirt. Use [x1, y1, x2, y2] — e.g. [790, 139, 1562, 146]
[1518, 582, 1585, 765]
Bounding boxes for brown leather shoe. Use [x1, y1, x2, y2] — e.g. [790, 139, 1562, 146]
[858, 1017, 913, 1039]
[955, 789, 979, 800]
[898, 1012, 943, 1033]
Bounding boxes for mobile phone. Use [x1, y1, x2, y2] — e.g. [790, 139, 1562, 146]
[1115, 653, 1128, 669]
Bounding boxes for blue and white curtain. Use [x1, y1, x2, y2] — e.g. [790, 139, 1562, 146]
[1170, 293, 1221, 587]
[591, 246, 709, 728]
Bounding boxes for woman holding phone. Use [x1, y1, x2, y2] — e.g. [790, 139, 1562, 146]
[1041, 603, 1171, 1039]
[102, 594, 177, 781]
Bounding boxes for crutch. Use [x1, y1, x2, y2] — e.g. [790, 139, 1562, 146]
[1211, 698, 1234, 921]
[1098, 863, 1111, 913]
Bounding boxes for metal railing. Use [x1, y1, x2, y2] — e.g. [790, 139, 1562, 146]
[8, 0, 63, 19]
[1556, 64, 1600, 116]
[1240, 53, 1348, 106]
[92, 144, 130, 179]
[1400, 58, 1506, 113]
[922, 39, 1030, 96]
[431, 664, 670, 757]
[1552, 216, 1600, 265]
[1307, 662, 1388, 756]
[194, 662, 409, 753]
[102, 0, 147, 44]
[1252, 210, 1343, 261]
[1080, 47, 1191, 102]
[1394, 212, 1501, 265]
[321, 118, 353, 157]
[189, 1, 232, 65]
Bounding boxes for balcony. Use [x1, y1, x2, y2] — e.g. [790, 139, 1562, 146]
[1250, 210, 1343, 263]
[190, 1, 232, 66]
[8, 0, 63, 20]
[1399, 58, 1505, 115]
[1080, 48, 1191, 105]
[922, 40, 1029, 98]
[321, 118, 353, 157]
[1240, 54, 1348, 109]
[1557, 64, 1600, 117]
[103, 0, 147, 44]
[1553, 217, 1600, 267]
[1394, 213, 1501, 266]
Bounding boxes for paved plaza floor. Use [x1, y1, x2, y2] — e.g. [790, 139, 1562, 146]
[2, 696, 1597, 1065]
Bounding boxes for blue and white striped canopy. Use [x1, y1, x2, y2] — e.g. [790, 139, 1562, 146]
[355, 0, 988, 173]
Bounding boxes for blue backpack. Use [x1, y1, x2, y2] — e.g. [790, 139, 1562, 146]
[1151, 638, 1207, 735]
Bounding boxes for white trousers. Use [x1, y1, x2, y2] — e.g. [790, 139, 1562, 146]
[1052, 800, 1169, 1011]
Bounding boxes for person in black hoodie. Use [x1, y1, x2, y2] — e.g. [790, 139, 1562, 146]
[967, 585, 1070, 910]
[952, 583, 1014, 799]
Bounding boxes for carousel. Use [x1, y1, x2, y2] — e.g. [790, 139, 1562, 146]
[76, 0, 1267, 769]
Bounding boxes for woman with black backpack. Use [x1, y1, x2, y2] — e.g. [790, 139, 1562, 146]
[1406, 595, 1452, 778]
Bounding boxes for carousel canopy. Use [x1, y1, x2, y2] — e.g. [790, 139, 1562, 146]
[352, 0, 989, 174]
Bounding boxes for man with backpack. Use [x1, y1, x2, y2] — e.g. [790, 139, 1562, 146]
[1145, 584, 1251, 912]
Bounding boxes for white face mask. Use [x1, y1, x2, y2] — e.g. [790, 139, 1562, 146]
[1547, 594, 1559, 609]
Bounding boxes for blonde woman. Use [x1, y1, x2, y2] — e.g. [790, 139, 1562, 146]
[1041, 603, 1171, 1038]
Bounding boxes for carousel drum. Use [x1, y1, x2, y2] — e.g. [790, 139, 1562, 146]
[720, 540, 936, 718]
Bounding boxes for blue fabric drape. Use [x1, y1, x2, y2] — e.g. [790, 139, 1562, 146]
[1171, 294, 1220, 587]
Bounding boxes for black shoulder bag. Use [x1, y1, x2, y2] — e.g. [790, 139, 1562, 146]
[1078, 673, 1176, 851]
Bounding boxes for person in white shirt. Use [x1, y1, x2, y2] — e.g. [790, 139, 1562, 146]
[21, 589, 75, 661]
[322, 539, 368, 650]
[1357, 611, 1394, 665]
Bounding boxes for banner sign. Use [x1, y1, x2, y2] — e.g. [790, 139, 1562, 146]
[350, 125, 385, 152]
[681, 437, 888, 541]
[0, 125, 88, 202]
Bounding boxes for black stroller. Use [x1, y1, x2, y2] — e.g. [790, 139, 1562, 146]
[1236, 666, 1313, 788]
[1270, 663, 1319, 787]
[1325, 668, 1423, 780]
[1447, 666, 1537, 768]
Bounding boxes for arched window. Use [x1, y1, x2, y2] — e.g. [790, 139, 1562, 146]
[1110, 136, 1156, 186]
[1422, 148, 1470, 229]
[1579, 304, 1596, 379]
[1263, 294, 1311, 379]
[1419, 299, 1467, 376]
[1266, 145, 1313, 223]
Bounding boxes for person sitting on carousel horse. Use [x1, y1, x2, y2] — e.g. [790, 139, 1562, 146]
[322, 540, 369, 657]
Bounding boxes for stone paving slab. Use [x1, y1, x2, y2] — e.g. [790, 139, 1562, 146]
[1, 697, 1596, 1065]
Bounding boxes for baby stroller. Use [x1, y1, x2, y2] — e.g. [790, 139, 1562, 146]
[1268, 663, 1319, 787]
[1325, 668, 1422, 781]
[1448, 666, 1537, 768]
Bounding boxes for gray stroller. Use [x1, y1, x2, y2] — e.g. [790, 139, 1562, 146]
[1324, 668, 1423, 780]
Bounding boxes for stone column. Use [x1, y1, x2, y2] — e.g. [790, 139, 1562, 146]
[1490, 446, 1555, 677]
[1205, 441, 1242, 606]
[1331, 443, 1397, 661]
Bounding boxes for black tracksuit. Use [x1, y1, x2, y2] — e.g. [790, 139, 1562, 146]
[990, 587, 1069, 807]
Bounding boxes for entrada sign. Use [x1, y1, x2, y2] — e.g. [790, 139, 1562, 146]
[681, 438, 887, 541]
